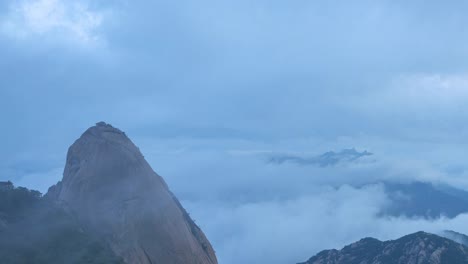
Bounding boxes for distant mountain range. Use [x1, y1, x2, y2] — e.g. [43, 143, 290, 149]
[298, 231, 468, 264]
[380, 181, 468, 219]
[272, 147, 468, 219]
[268, 148, 373, 167]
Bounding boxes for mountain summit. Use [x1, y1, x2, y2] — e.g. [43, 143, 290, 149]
[47, 122, 217, 264]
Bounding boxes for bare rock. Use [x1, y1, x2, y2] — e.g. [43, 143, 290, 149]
[49, 122, 217, 264]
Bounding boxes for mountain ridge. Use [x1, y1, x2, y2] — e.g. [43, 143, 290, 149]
[299, 231, 468, 264]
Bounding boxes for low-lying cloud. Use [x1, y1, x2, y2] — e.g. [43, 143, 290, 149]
[185, 184, 468, 264]
[131, 137, 468, 264]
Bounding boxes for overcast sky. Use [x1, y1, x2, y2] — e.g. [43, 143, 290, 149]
[2, 1, 468, 263]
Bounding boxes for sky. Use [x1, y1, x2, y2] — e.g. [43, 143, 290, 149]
[2, 0, 468, 263]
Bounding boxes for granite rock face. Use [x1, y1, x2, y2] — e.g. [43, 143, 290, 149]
[48, 122, 217, 264]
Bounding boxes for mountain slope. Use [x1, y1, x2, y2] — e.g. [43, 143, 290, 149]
[0, 183, 124, 264]
[46, 122, 217, 264]
[299, 232, 468, 264]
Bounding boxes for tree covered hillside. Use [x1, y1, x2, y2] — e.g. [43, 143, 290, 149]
[0, 182, 124, 264]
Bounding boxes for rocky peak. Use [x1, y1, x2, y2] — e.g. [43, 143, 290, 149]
[47, 122, 218, 264]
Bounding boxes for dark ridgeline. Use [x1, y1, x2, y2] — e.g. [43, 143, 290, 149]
[0, 122, 218, 264]
[299, 232, 468, 264]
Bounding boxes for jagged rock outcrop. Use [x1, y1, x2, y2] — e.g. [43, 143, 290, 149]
[47, 122, 217, 264]
[299, 232, 468, 264]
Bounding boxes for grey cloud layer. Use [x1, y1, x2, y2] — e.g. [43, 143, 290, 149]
[3, 0, 468, 148]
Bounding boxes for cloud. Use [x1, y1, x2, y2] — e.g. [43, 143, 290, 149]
[352, 73, 468, 119]
[1, 0, 103, 45]
[184, 184, 389, 264]
[185, 183, 468, 264]
[135, 136, 468, 203]
[396, 74, 468, 105]
[128, 136, 468, 264]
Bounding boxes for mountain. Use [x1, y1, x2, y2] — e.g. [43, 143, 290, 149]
[268, 148, 373, 167]
[298, 232, 468, 264]
[0, 122, 217, 264]
[47, 122, 217, 264]
[381, 181, 468, 219]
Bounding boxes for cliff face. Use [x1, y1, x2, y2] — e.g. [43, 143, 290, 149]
[47, 122, 217, 264]
[299, 232, 468, 264]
